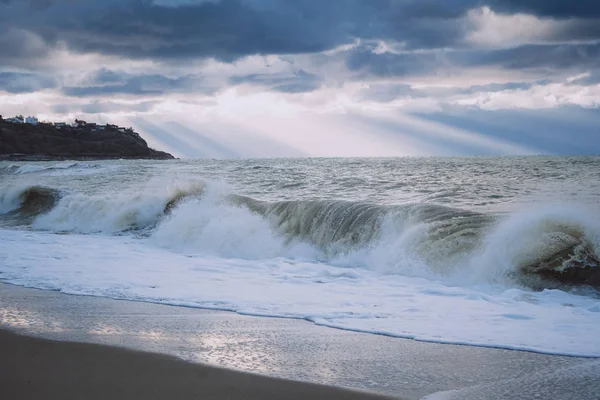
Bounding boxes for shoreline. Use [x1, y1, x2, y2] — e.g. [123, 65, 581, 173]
[0, 329, 393, 400]
[2, 282, 599, 399]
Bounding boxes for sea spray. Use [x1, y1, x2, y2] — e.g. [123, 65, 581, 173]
[2, 179, 600, 289]
[1, 157, 600, 356]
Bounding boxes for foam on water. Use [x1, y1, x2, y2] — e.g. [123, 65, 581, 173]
[0, 184, 29, 214]
[1, 157, 600, 357]
[0, 228, 599, 357]
[3, 180, 205, 233]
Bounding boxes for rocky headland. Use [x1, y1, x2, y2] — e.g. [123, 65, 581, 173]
[0, 119, 174, 161]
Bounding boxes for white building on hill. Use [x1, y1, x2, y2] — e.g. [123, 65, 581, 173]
[25, 116, 39, 125]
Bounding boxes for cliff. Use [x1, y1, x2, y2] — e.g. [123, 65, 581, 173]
[0, 121, 174, 161]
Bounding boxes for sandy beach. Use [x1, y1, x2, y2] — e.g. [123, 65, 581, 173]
[0, 329, 394, 400]
[1, 283, 599, 399]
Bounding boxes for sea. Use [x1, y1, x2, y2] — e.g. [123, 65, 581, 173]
[1, 156, 600, 357]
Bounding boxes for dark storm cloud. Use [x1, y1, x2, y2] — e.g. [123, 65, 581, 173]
[230, 69, 321, 93]
[344, 47, 443, 78]
[0, 28, 51, 68]
[473, 43, 600, 70]
[63, 69, 214, 97]
[1, 0, 599, 111]
[1, 0, 355, 62]
[1, 0, 599, 67]
[0, 72, 57, 93]
[343, 41, 600, 80]
[488, 1, 600, 18]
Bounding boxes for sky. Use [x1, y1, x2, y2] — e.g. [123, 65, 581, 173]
[1, 0, 599, 157]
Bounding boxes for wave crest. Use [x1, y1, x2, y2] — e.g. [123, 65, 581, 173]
[2, 182, 599, 290]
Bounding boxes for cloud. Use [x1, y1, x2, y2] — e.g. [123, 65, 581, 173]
[359, 81, 539, 103]
[46, 99, 160, 116]
[465, 7, 569, 48]
[344, 45, 444, 78]
[568, 71, 600, 85]
[338, 39, 600, 83]
[1, 0, 351, 62]
[1, 0, 598, 71]
[62, 69, 216, 97]
[454, 81, 600, 110]
[0, 28, 51, 68]
[489, 0, 600, 18]
[0, 71, 57, 93]
[473, 43, 600, 71]
[230, 69, 322, 93]
[0, 0, 588, 65]
[80, 100, 158, 114]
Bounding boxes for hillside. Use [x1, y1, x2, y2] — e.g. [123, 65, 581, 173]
[0, 121, 174, 161]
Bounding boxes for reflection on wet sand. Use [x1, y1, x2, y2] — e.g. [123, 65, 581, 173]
[2, 283, 599, 400]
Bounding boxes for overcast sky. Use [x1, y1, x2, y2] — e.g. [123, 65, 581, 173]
[1, 0, 599, 157]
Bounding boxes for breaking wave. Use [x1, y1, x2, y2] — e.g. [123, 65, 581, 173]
[0, 185, 61, 224]
[0, 182, 206, 233]
[1, 182, 599, 290]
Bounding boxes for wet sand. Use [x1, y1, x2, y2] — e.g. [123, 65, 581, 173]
[1, 283, 599, 399]
[0, 329, 393, 400]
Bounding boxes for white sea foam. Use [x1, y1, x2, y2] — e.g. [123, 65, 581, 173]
[32, 192, 166, 233]
[154, 198, 298, 259]
[1, 228, 599, 357]
[0, 185, 26, 214]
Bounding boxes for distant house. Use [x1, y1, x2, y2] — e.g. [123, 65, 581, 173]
[6, 115, 24, 123]
[74, 119, 87, 128]
[54, 122, 68, 128]
[25, 116, 39, 125]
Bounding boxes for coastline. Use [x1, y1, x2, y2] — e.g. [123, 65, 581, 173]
[0, 154, 177, 161]
[2, 282, 599, 399]
[0, 120, 174, 160]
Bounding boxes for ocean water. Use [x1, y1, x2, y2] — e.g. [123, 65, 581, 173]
[1, 157, 600, 357]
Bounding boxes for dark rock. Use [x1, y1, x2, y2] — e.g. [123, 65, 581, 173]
[0, 121, 174, 160]
[522, 243, 600, 290]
